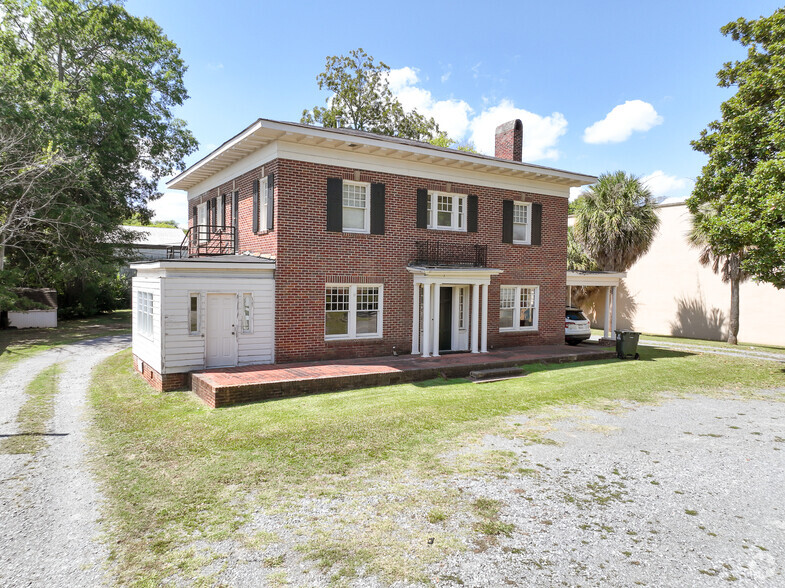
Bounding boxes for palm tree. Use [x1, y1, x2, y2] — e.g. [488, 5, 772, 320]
[689, 204, 748, 345]
[572, 171, 660, 272]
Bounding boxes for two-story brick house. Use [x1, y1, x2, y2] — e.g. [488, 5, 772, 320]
[131, 118, 596, 391]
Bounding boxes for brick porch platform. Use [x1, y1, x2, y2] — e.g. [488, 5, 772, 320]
[190, 343, 616, 408]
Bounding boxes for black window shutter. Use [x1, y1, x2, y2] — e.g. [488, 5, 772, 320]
[416, 188, 428, 229]
[370, 183, 385, 235]
[220, 194, 226, 228]
[531, 202, 542, 246]
[232, 191, 239, 250]
[192, 206, 197, 226]
[502, 200, 513, 243]
[207, 199, 213, 234]
[267, 173, 275, 231]
[326, 177, 343, 232]
[467, 194, 478, 233]
[252, 179, 259, 233]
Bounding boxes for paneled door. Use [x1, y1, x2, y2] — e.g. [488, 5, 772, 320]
[206, 293, 238, 368]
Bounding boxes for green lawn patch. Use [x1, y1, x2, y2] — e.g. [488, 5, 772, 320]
[0, 363, 62, 455]
[88, 344, 783, 585]
[591, 328, 785, 355]
[0, 310, 131, 375]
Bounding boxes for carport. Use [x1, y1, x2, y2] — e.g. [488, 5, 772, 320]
[566, 270, 626, 340]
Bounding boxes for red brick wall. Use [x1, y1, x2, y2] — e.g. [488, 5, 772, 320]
[272, 158, 567, 363]
[133, 355, 189, 391]
[187, 156, 568, 364]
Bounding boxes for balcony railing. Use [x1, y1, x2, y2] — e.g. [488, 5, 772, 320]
[167, 225, 236, 258]
[413, 241, 488, 267]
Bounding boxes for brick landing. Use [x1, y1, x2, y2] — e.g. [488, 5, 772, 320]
[191, 343, 616, 408]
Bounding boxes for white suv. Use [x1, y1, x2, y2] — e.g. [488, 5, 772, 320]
[565, 307, 591, 345]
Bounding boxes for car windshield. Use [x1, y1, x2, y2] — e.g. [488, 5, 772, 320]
[566, 309, 586, 321]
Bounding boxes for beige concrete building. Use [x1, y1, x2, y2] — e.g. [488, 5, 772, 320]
[575, 201, 784, 347]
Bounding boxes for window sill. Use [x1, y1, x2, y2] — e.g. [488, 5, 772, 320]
[325, 335, 383, 343]
[341, 228, 371, 235]
[426, 226, 468, 233]
[499, 327, 539, 334]
[511, 240, 532, 246]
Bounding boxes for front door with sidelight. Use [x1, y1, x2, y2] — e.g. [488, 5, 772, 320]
[439, 286, 453, 352]
[206, 293, 238, 367]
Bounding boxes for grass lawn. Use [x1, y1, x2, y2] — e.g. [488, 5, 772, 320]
[591, 328, 785, 355]
[0, 310, 131, 374]
[88, 345, 785, 586]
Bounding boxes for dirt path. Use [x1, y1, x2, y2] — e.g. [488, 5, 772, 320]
[0, 335, 131, 587]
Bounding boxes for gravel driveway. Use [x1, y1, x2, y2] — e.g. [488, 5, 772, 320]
[431, 394, 785, 587]
[0, 335, 130, 588]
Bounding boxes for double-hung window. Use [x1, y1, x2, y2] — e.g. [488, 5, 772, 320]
[427, 191, 466, 231]
[325, 284, 382, 339]
[499, 285, 539, 331]
[513, 202, 532, 244]
[137, 291, 153, 336]
[342, 181, 371, 233]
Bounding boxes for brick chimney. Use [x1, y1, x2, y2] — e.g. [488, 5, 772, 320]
[495, 119, 523, 162]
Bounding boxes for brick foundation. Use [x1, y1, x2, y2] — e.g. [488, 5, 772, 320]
[133, 355, 189, 392]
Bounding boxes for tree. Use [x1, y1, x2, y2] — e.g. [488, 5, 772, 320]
[302, 48, 443, 141]
[0, 0, 196, 314]
[571, 171, 660, 272]
[689, 203, 749, 344]
[688, 9, 785, 289]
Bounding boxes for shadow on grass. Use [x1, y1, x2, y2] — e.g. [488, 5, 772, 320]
[0, 432, 69, 438]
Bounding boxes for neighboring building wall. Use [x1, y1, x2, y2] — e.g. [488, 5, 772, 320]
[586, 203, 785, 346]
[268, 158, 567, 363]
[7, 310, 57, 329]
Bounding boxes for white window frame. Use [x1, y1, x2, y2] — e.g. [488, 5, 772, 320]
[137, 291, 154, 338]
[188, 293, 200, 335]
[258, 176, 269, 233]
[241, 293, 253, 334]
[196, 202, 207, 243]
[427, 190, 467, 231]
[341, 180, 371, 234]
[499, 285, 539, 332]
[513, 202, 532, 245]
[324, 283, 383, 340]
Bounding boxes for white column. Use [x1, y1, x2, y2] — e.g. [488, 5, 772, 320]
[422, 282, 431, 358]
[480, 283, 489, 352]
[611, 285, 618, 334]
[603, 286, 611, 339]
[411, 283, 420, 355]
[470, 283, 480, 353]
[567, 285, 572, 307]
[432, 283, 441, 357]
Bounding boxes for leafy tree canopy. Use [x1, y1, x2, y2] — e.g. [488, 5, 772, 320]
[302, 48, 443, 142]
[0, 0, 196, 312]
[123, 214, 180, 229]
[688, 8, 785, 288]
[570, 171, 660, 272]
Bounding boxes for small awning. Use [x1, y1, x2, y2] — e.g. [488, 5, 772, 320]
[566, 270, 626, 287]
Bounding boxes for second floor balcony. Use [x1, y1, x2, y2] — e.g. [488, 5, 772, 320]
[168, 225, 236, 258]
[413, 240, 488, 268]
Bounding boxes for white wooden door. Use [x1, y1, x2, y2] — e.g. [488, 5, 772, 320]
[206, 294, 238, 368]
[452, 286, 469, 351]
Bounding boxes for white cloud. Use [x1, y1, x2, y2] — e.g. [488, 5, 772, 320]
[387, 68, 567, 160]
[148, 191, 188, 227]
[440, 70, 451, 83]
[468, 99, 567, 160]
[387, 67, 473, 140]
[206, 62, 224, 71]
[640, 170, 693, 198]
[583, 100, 663, 144]
[569, 186, 587, 200]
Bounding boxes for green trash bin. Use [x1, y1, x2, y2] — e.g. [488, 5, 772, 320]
[615, 330, 640, 360]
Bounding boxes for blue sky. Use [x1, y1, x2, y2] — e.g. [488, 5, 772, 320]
[126, 0, 784, 226]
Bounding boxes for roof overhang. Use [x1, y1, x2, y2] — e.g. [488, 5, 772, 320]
[566, 270, 626, 287]
[407, 266, 504, 284]
[167, 119, 598, 192]
[131, 256, 276, 272]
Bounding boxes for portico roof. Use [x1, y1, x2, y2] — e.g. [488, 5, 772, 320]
[566, 270, 626, 287]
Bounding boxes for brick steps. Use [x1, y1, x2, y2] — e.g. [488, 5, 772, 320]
[191, 344, 615, 408]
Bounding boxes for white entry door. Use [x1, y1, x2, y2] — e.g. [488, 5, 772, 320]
[206, 293, 238, 368]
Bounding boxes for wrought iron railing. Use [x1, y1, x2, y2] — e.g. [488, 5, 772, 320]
[167, 225, 236, 258]
[413, 241, 488, 267]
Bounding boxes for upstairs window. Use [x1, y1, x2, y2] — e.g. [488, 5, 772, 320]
[342, 181, 370, 233]
[427, 191, 466, 231]
[513, 202, 532, 244]
[499, 285, 539, 331]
